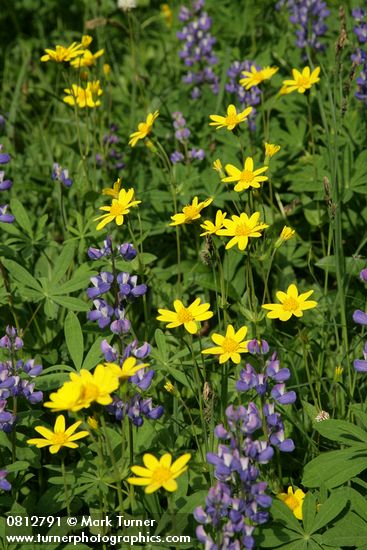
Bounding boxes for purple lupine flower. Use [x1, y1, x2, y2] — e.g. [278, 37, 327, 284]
[107, 394, 164, 426]
[88, 236, 113, 260]
[0, 171, 12, 191]
[360, 268, 367, 283]
[0, 145, 10, 164]
[101, 339, 119, 362]
[117, 272, 147, 301]
[0, 326, 23, 351]
[351, 7, 367, 104]
[87, 271, 114, 299]
[354, 341, 367, 372]
[0, 204, 14, 223]
[119, 243, 137, 261]
[353, 309, 367, 325]
[110, 308, 131, 334]
[276, 0, 329, 54]
[177, 0, 219, 98]
[226, 60, 261, 131]
[247, 339, 269, 355]
[88, 299, 114, 329]
[0, 470, 11, 491]
[188, 147, 205, 160]
[271, 383, 297, 405]
[52, 163, 72, 188]
[96, 124, 125, 172]
[170, 151, 185, 164]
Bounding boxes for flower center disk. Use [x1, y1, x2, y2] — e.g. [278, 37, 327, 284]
[282, 297, 299, 312]
[177, 307, 194, 323]
[221, 337, 239, 353]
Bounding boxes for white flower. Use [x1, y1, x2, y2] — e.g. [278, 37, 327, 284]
[117, 0, 137, 10]
[315, 410, 330, 422]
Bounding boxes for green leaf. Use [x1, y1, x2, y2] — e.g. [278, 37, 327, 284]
[36, 372, 70, 390]
[2, 258, 42, 291]
[258, 526, 301, 548]
[309, 490, 348, 534]
[50, 242, 75, 286]
[6, 461, 30, 473]
[302, 447, 367, 488]
[52, 295, 89, 311]
[321, 512, 367, 547]
[154, 328, 168, 363]
[10, 198, 33, 236]
[271, 500, 305, 535]
[314, 419, 367, 445]
[64, 311, 84, 369]
[302, 493, 317, 535]
[81, 336, 105, 371]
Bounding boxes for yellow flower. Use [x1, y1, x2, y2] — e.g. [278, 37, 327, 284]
[278, 487, 306, 520]
[170, 197, 213, 226]
[44, 365, 119, 411]
[217, 212, 269, 251]
[129, 111, 159, 147]
[70, 48, 104, 68]
[275, 226, 296, 248]
[265, 142, 281, 158]
[103, 63, 111, 76]
[102, 178, 122, 199]
[161, 4, 173, 27]
[222, 157, 268, 192]
[157, 298, 213, 334]
[95, 188, 141, 230]
[280, 66, 320, 95]
[63, 81, 102, 108]
[240, 65, 278, 89]
[209, 104, 253, 131]
[105, 357, 148, 381]
[27, 415, 89, 454]
[262, 283, 318, 321]
[81, 35, 93, 48]
[202, 325, 249, 364]
[40, 42, 84, 63]
[200, 210, 227, 236]
[127, 452, 191, 493]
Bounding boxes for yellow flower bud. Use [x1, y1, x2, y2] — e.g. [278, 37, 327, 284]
[87, 416, 99, 430]
[82, 35, 93, 48]
[164, 381, 175, 394]
[275, 226, 296, 248]
[213, 158, 225, 177]
[103, 63, 111, 76]
[334, 366, 343, 382]
[264, 142, 281, 159]
[161, 4, 173, 27]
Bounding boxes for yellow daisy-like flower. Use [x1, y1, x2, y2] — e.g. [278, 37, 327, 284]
[217, 212, 269, 251]
[63, 81, 103, 108]
[202, 325, 249, 364]
[222, 157, 268, 192]
[40, 42, 84, 63]
[262, 283, 318, 321]
[94, 188, 141, 231]
[27, 415, 89, 454]
[200, 210, 227, 236]
[169, 197, 213, 226]
[44, 365, 119, 411]
[105, 357, 148, 381]
[127, 452, 191, 494]
[280, 66, 320, 95]
[157, 298, 213, 334]
[240, 65, 278, 89]
[102, 178, 122, 199]
[209, 104, 253, 131]
[70, 48, 104, 68]
[278, 487, 306, 520]
[129, 111, 159, 147]
[265, 142, 281, 158]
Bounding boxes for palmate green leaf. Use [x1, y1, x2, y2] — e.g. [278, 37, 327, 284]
[302, 447, 367, 488]
[154, 328, 168, 363]
[321, 512, 367, 547]
[9, 198, 33, 236]
[302, 493, 317, 535]
[64, 311, 84, 369]
[53, 264, 96, 294]
[36, 372, 70, 390]
[256, 525, 301, 548]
